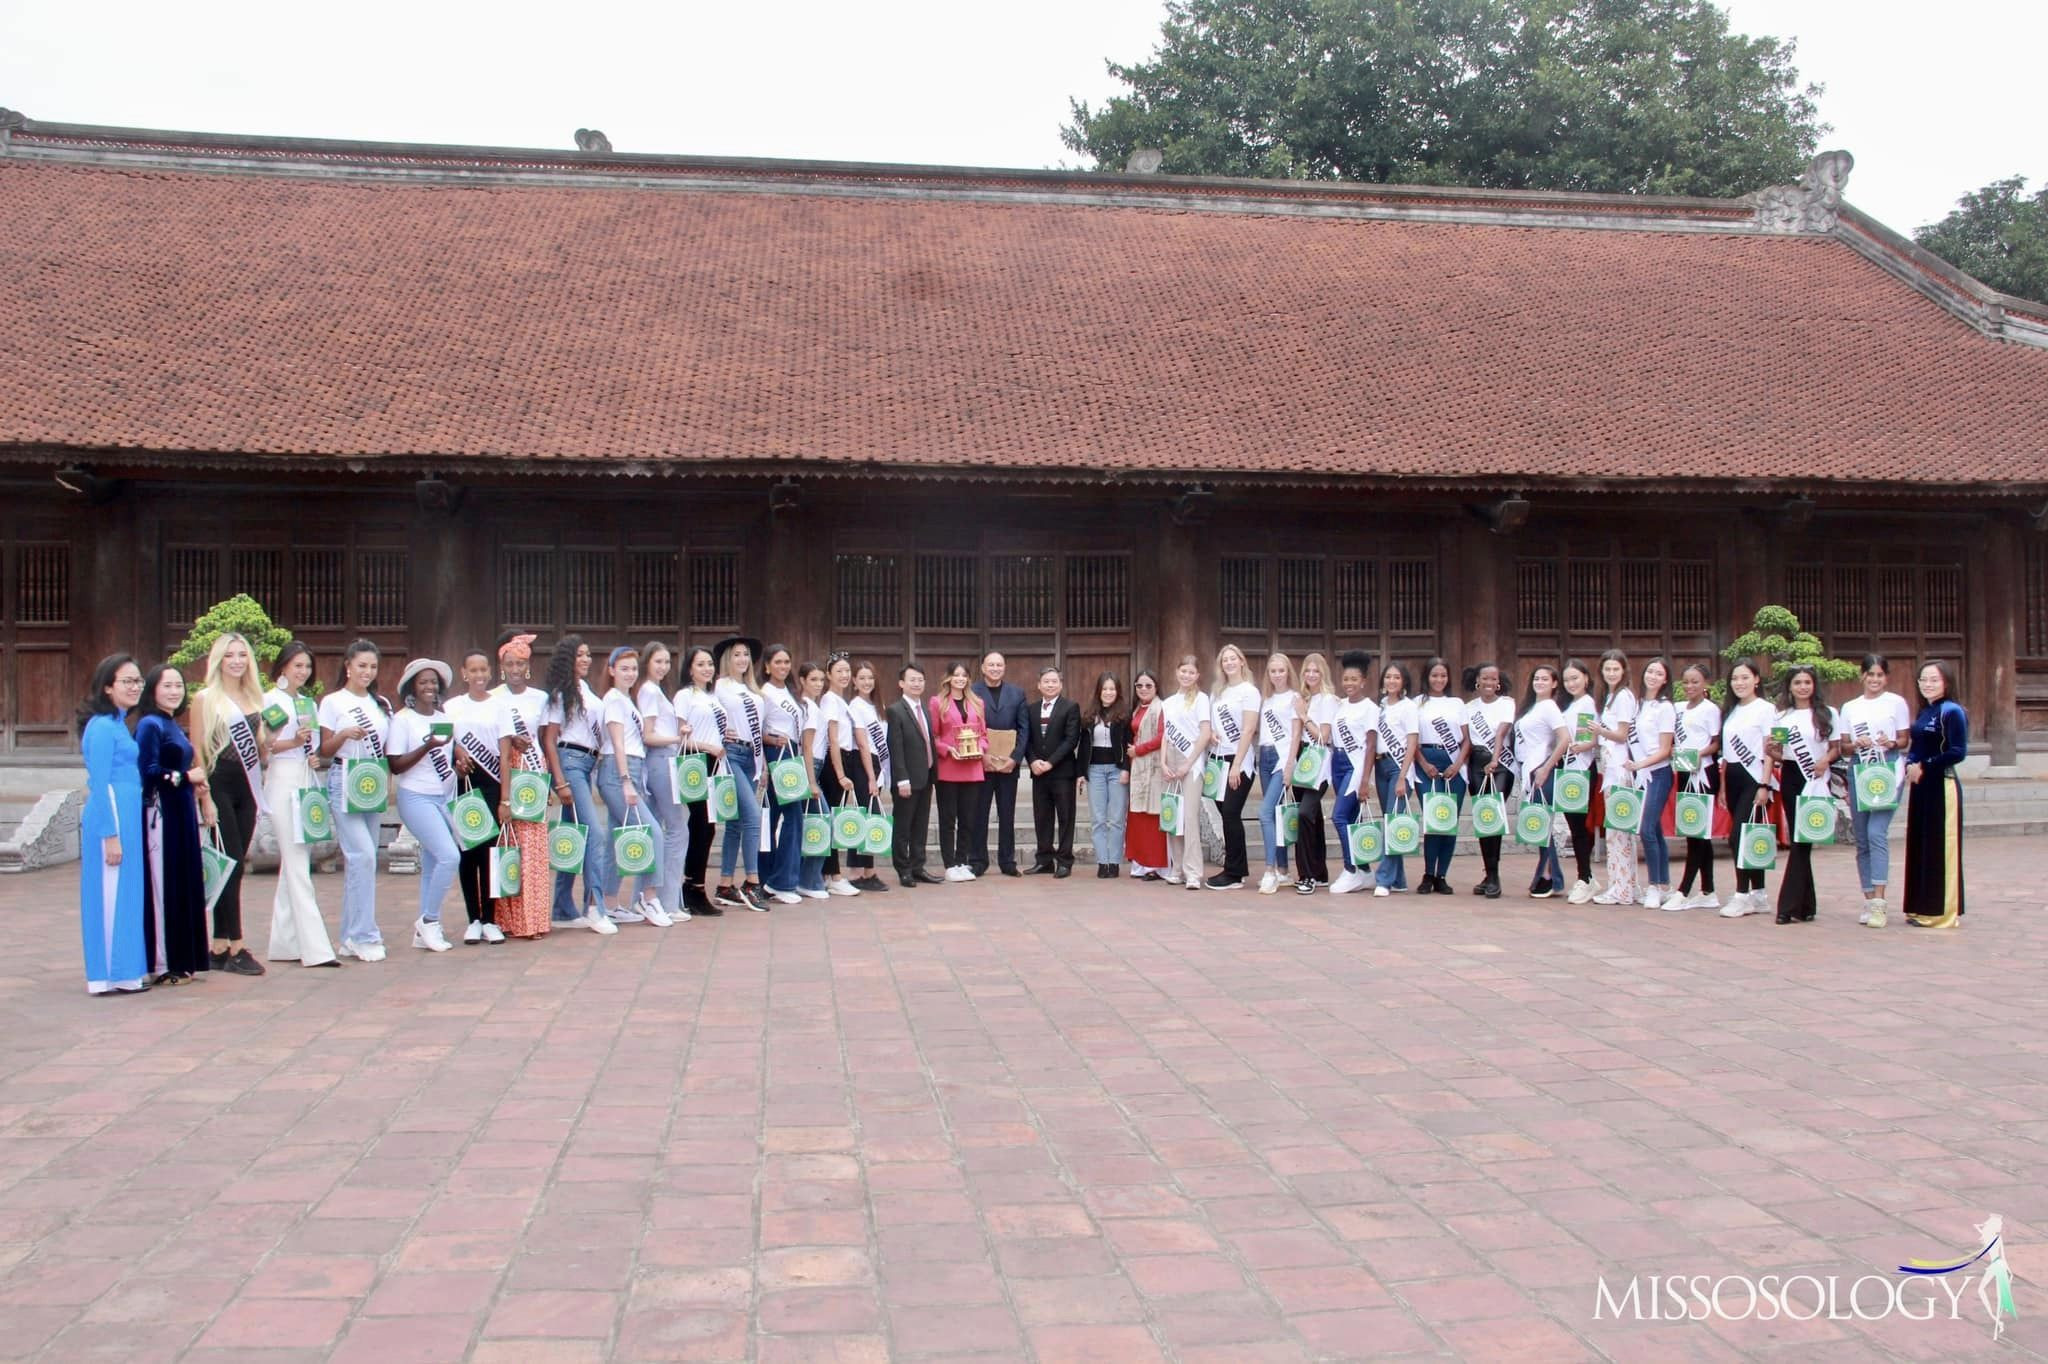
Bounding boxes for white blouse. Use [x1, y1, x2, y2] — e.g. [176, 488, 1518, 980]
[389, 707, 456, 798]
[317, 690, 390, 761]
[600, 688, 645, 760]
[1376, 697, 1419, 766]
[1159, 691, 1213, 767]
[1212, 682, 1259, 757]
[1723, 698, 1776, 784]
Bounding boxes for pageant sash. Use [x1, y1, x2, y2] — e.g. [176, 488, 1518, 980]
[458, 728, 502, 783]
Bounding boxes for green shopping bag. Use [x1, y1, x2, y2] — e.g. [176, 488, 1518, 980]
[1383, 802, 1421, 856]
[1553, 769, 1592, 815]
[1673, 747, 1701, 774]
[1279, 799, 1300, 847]
[1793, 794, 1837, 845]
[1513, 801, 1551, 846]
[1853, 762, 1900, 812]
[1673, 790, 1714, 840]
[769, 754, 810, 804]
[1290, 743, 1329, 789]
[673, 751, 711, 804]
[1159, 788, 1185, 837]
[1736, 820, 1778, 871]
[861, 801, 894, 856]
[831, 801, 867, 850]
[800, 801, 832, 858]
[343, 758, 390, 814]
[1470, 791, 1507, 839]
[505, 768, 550, 822]
[612, 813, 660, 875]
[1201, 756, 1228, 801]
[448, 789, 499, 851]
[548, 821, 588, 874]
[490, 841, 522, 897]
[1346, 818, 1383, 865]
[1422, 783, 1459, 836]
[295, 785, 335, 845]
[199, 827, 237, 918]
[1604, 784, 1643, 834]
[709, 767, 740, 823]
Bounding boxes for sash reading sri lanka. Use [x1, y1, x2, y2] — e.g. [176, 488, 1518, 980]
[224, 705, 269, 816]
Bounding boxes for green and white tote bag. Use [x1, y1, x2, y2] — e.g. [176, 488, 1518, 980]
[1673, 790, 1714, 840]
[831, 800, 868, 851]
[861, 801, 894, 856]
[612, 811, 661, 876]
[1159, 788, 1185, 838]
[1278, 799, 1300, 847]
[548, 821, 588, 875]
[769, 754, 810, 804]
[199, 827, 237, 918]
[1853, 762, 1900, 812]
[1514, 801, 1552, 846]
[1383, 800, 1421, 856]
[490, 841, 522, 897]
[448, 788, 499, 851]
[709, 763, 740, 824]
[1793, 794, 1837, 845]
[1422, 782, 1460, 836]
[1553, 769, 1592, 815]
[1201, 756, 1228, 801]
[1603, 783, 1644, 834]
[1736, 820, 1778, 871]
[1346, 818, 1383, 865]
[1290, 743, 1330, 789]
[1470, 790, 1507, 839]
[505, 768, 551, 822]
[294, 785, 336, 845]
[673, 751, 711, 804]
[800, 800, 832, 858]
[343, 758, 390, 814]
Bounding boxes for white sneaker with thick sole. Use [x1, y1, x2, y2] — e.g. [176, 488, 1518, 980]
[610, 904, 648, 924]
[583, 909, 620, 935]
[958, 867, 978, 880]
[1568, 879, 1596, 905]
[1866, 898, 1887, 927]
[827, 879, 861, 897]
[1687, 893, 1718, 912]
[1160, 873, 1181, 887]
[1372, 885, 1390, 898]
[797, 886, 830, 900]
[413, 919, 452, 952]
[481, 923, 507, 943]
[1328, 870, 1364, 894]
[1857, 899, 1875, 925]
[770, 890, 802, 905]
[1258, 871, 1279, 895]
[463, 921, 486, 944]
[354, 940, 387, 962]
[1642, 887, 1663, 910]
[943, 866, 967, 882]
[1718, 892, 1756, 918]
[643, 905, 675, 927]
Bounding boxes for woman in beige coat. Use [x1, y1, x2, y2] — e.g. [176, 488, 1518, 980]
[1125, 670, 1168, 878]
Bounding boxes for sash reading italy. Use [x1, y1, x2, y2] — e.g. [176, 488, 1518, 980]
[1854, 761, 1900, 811]
[1604, 783, 1644, 834]
[548, 822, 588, 874]
[449, 786, 499, 851]
[505, 769, 550, 822]
[1794, 793, 1837, 845]
[1554, 769, 1592, 815]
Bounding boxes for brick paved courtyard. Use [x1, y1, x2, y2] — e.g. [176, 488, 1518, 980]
[1, 837, 2044, 1362]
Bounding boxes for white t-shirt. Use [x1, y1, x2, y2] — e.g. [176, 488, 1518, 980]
[1723, 698, 1776, 784]
[1159, 691, 1213, 769]
[676, 688, 726, 758]
[1305, 693, 1340, 746]
[1212, 681, 1258, 757]
[1839, 690, 1912, 778]
[493, 686, 549, 772]
[818, 692, 855, 753]
[389, 707, 456, 798]
[1675, 700, 1722, 777]
[1418, 695, 1467, 753]
[444, 693, 502, 782]
[600, 688, 645, 759]
[1561, 694, 1598, 771]
[1465, 696, 1515, 761]
[1629, 697, 1678, 776]
[852, 696, 885, 762]
[1331, 697, 1379, 766]
[1258, 690, 1299, 754]
[317, 690, 389, 762]
[541, 681, 604, 751]
[1376, 696, 1419, 766]
[1598, 688, 1639, 785]
[713, 678, 764, 756]
[803, 696, 827, 763]
[637, 681, 680, 744]
[264, 686, 316, 760]
[1775, 706, 1831, 795]
[1513, 699, 1566, 777]
[761, 682, 805, 748]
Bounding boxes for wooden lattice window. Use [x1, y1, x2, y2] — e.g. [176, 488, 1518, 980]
[836, 554, 901, 629]
[916, 554, 977, 630]
[1877, 566, 1914, 635]
[1785, 565, 1825, 632]
[1924, 565, 1963, 637]
[1389, 559, 1434, 632]
[1277, 558, 1322, 632]
[1516, 560, 1557, 635]
[563, 550, 614, 628]
[1620, 561, 1659, 633]
[166, 547, 219, 626]
[1066, 555, 1128, 631]
[358, 551, 407, 629]
[1567, 561, 1607, 634]
[691, 550, 739, 629]
[500, 548, 551, 627]
[628, 550, 679, 630]
[1220, 557, 1266, 632]
[14, 544, 69, 625]
[1833, 565, 1869, 635]
[990, 556, 1055, 630]
[230, 549, 283, 618]
[1671, 561, 1712, 634]
[295, 549, 345, 628]
[1334, 559, 1377, 632]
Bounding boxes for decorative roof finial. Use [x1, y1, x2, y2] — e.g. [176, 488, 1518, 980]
[573, 128, 613, 154]
[0, 108, 28, 132]
[1751, 149, 1854, 234]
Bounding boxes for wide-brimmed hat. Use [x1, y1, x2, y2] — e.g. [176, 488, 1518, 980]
[397, 657, 452, 697]
[711, 635, 763, 673]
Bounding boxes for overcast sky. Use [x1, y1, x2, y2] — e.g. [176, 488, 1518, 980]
[2, 0, 2039, 235]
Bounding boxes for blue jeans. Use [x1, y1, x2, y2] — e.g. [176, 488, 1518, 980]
[1639, 766, 1675, 884]
[1374, 756, 1410, 890]
[328, 768, 382, 945]
[642, 748, 691, 915]
[552, 745, 609, 922]
[1418, 744, 1465, 878]
[764, 742, 805, 892]
[1331, 750, 1362, 871]
[1850, 781, 1896, 895]
[1255, 746, 1289, 870]
[596, 754, 654, 902]
[1525, 770, 1563, 888]
[1087, 763, 1128, 866]
[394, 788, 459, 925]
[720, 746, 762, 880]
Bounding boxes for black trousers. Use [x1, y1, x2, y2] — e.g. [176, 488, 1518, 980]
[1031, 774, 1077, 869]
[457, 771, 502, 924]
[683, 797, 713, 889]
[1470, 766, 1513, 881]
[1678, 765, 1717, 896]
[1290, 784, 1327, 883]
[1563, 770, 1596, 883]
[893, 780, 933, 879]
[970, 770, 1020, 874]
[1215, 760, 1252, 880]
[1777, 762, 1816, 919]
[209, 754, 258, 941]
[817, 756, 875, 873]
[937, 780, 977, 867]
[1724, 764, 1767, 894]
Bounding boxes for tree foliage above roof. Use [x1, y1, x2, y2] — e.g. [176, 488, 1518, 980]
[1915, 176, 2048, 308]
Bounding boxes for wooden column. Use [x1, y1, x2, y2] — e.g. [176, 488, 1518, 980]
[759, 493, 827, 665]
[1152, 506, 1202, 671]
[1453, 517, 1508, 673]
[1724, 509, 1769, 654]
[1975, 514, 2021, 766]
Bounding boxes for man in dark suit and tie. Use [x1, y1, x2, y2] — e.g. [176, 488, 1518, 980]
[1023, 666, 1082, 877]
[885, 662, 941, 888]
[971, 651, 1030, 878]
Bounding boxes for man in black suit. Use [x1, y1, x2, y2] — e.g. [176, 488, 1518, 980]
[885, 662, 941, 888]
[971, 651, 1029, 877]
[1023, 666, 1082, 877]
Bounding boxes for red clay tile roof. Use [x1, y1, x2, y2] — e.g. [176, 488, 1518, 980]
[4, 156, 2047, 486]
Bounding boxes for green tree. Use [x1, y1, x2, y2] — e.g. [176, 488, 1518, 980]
[168, 594, 293, 679]
[1720, 605, 1857, 686]
[1914, 176, 2048, 307]
[1062, 0, 1824, 196]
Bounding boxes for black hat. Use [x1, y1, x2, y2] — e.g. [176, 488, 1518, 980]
[711, 635, 763, 675]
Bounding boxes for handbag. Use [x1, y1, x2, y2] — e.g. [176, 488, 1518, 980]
[490, 840, 523, 897]
[343, 757, 390, 814]
[1469, 772, 1507, 839]
[505, 768, 551, 822]
[1794, 793, 1838, 845]
[1201, 756, 1228, 801]
[1604, 782, 1644, 834]
[1289, 743, 1330, 789]
[673, 750, 711, 804]
[548, 821, 588, 874]
[294, 784, 335, 845]
[1737, 819, 1778, 871]
[448, 783, 499, 851]
[1553, 768, 1591, 815]
[1853, 761, 1900, 812]
[612, 807, 662, 875]
[1514, 800, 1552, 846]
[1421, 780, 1459, 836]
[1673, 789, 1714, 840]
[709, 760, 740, 824]
[1159, 788, 1185, 838]
[769, 752, 810, 804]
[199, 826, 237, 918]
[800, 799, 833, 858]
[1278, 798, 1300, 847]
[1383, 798, 1421, 856]
[831, 800, 867, 851]
[1346, 817, 1383, 865]
[861, 797, 894, 856]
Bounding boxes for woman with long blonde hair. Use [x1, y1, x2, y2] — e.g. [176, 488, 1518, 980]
[1208, 643, 1260, 890]
[191, 632, 270, 975]
[1291, 653, 1338, 893]
[1254, 652, 1300, 895]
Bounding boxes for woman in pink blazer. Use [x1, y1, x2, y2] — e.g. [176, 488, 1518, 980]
[929, 662, 989, 880]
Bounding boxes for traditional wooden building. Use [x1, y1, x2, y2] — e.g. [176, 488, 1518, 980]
[3, 114, 2046, 761]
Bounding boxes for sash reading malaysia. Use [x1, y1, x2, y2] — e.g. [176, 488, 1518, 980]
[224, 705, 269, 816]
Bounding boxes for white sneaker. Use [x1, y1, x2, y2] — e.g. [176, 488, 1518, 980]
[583, 909, 619, 935]
[1857, 900, 1874, 925]
[1687, 893, 1718, 912]
[462, 921, 486, 945]
[1328, 870, 1361, 894]
[1642, 887, 1663, 910]
[771, 890, 802, 905]
[643, 904, 675, 927]
[827, 878, 861, 897]
[943, 865, 967, 882]
[481, 923, 506, 943]
[353, 940, 386, 963]
[1372, 885, 1390, 898]
[1661, 894, 1688, 912]
[797, 886, 829, 901]
[413, 919, 452, 952]
[1591, 888, 1626, 906]
[610, 904, 648, 924]
[1258, 871, 1279, 895]
[958, 866, 978, 880]
[1568, 879, 1596, 905]
[1718, 892, 1755, 919]
[1275, 871, 1294, 886]
[1866, 898, 1887, 928]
